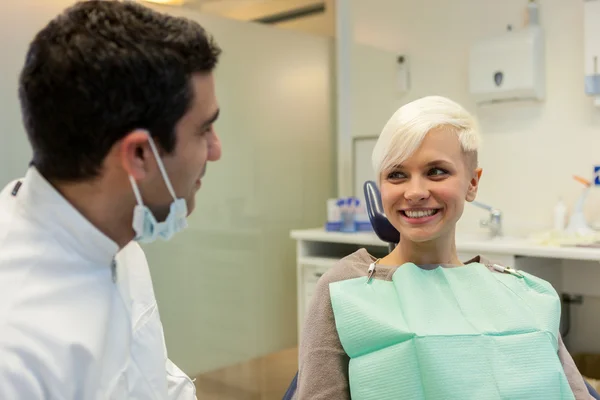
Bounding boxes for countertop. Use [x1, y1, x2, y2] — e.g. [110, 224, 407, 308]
[290, 228, 600, 262]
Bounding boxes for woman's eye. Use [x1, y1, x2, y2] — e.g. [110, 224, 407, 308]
[428, 167, 448, 177]
[387, 171, 406, 180]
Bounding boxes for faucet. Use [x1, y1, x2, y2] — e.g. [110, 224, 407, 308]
[471, 200, 503, 238]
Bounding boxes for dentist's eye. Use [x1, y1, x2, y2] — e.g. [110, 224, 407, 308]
[198, 125, 213, 136]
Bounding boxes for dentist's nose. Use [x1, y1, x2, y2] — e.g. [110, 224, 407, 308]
[208, 132, 221, 162]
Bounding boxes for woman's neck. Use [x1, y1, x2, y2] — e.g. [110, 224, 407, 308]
[380, 233, 462, 267]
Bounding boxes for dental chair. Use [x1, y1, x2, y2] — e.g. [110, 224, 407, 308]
[282, 181, 600, 400]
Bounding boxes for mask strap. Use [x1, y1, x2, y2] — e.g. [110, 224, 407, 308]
[145, 133, 178, 201]
[129, 175, 145, 206]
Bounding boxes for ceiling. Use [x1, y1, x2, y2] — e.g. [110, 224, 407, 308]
[142, 0, 333, 36]
[180, 0, 328, 22]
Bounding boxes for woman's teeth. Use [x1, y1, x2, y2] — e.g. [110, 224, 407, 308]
[404, 209, 438, 218]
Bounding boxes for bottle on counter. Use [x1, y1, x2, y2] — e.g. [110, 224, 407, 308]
[553, 197, 567, 232]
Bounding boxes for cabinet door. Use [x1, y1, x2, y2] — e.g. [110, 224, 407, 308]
[303, 264, 330, 313]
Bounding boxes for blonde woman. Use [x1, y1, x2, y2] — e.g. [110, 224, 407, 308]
[297, 96, 592, 399]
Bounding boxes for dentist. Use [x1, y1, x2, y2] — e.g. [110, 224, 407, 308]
[0, 1, 221, 398]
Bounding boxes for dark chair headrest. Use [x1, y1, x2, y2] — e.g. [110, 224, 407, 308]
[363, 181, 400, 244]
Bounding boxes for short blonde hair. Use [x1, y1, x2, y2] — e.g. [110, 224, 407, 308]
[372, 95, 481, 183]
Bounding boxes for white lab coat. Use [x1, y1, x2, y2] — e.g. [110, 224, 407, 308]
[0, 167, 196, 399]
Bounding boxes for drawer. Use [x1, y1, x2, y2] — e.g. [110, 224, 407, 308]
[302, 264, 331, 311]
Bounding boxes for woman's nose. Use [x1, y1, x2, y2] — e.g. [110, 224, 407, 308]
[404, 178, 429, 202]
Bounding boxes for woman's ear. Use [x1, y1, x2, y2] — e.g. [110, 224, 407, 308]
[119, 130, 153, 180]
[466, 168, 483, 202]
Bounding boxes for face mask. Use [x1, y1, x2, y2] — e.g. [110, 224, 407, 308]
[129, 133, 188, 243]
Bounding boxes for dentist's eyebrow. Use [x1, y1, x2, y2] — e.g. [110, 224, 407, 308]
[200, 109, 220, 129]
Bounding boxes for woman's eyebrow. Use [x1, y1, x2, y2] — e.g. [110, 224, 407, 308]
[424, 159, 453, 167]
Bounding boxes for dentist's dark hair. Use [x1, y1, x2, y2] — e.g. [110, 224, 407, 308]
[18, 0, 221, 181]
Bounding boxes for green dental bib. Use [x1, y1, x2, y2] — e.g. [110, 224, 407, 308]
[329, 262, 574, 399]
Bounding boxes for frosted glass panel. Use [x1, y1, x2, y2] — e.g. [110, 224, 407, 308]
[0, 0, 75, 185]
[144, 7, 334, 375]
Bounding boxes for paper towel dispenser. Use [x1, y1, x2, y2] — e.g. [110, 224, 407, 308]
[468, 26, 545, 104]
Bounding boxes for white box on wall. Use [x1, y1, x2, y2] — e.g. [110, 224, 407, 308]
[468, 26, 545, 104]
[584, 0, 600, 98]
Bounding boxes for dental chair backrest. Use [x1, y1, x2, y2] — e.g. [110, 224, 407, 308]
[363, 180, 399, 251]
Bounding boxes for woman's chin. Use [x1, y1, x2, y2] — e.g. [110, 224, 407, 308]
[404, 234, 437, 244]
[398, 227, 444, 244]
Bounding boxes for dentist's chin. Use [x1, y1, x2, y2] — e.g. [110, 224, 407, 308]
[195, 164, 207, 190]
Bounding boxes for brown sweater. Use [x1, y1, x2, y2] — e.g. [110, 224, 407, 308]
[297, 249, 592, 400]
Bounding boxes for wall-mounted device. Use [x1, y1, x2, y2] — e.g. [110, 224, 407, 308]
[468, 1, 545, 104]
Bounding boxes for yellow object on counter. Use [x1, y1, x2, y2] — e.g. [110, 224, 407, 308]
[529, 230, 600, 247]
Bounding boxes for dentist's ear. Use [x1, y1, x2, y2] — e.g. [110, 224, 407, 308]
[119, 129, 154, 180]
[466, 168, 483, 202]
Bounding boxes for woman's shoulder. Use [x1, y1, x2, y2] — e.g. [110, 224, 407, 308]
[318, 249, 381, 286]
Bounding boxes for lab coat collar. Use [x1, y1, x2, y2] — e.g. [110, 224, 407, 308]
[18, 167, 119, 269]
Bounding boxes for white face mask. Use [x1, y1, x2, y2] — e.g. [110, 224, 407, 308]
[129, 133, 188, 243]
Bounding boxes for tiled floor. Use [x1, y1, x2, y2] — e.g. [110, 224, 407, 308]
[195, 347, 298, 400]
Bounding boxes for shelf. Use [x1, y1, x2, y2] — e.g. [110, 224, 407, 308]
[291, 228, 386, 247]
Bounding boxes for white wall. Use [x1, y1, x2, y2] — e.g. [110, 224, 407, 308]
[350, 0, 600, 236]
[346, 0, 600, 353]
[147, 6, 334, 374]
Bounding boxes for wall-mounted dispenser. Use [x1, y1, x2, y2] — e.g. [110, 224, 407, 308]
[468, 1, 545, 104]
[584, 0, 600, 106]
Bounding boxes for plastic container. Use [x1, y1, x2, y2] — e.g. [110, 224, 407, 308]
[326, 198, 340, 223]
